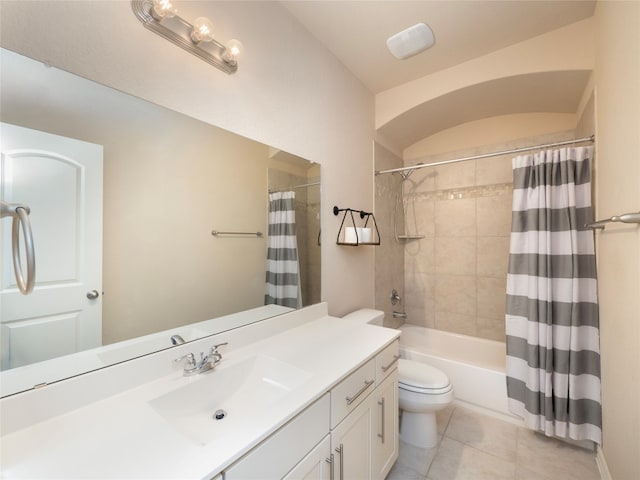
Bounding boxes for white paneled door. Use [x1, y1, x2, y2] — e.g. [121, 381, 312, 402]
[0, 123, 103, 371]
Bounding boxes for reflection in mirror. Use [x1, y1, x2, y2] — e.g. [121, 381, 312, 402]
[0, 48, 321, 397]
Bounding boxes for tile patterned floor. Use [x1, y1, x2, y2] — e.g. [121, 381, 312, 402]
[386, 406, 601, 480]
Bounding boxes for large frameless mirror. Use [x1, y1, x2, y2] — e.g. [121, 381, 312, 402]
[0, 48, 321, 397]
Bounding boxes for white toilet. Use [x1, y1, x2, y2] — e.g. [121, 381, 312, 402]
[398, 358, 454, 448]
[340, 309, 454, 448]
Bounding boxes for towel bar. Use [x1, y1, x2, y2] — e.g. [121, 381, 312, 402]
[211, 230, 263, 237]
[585, 211, 640, 230]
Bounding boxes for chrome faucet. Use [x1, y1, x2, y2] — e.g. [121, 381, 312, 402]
[174, 342, 228, 376]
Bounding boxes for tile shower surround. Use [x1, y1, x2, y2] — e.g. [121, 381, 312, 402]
[375, 131, 577, 341]
[403, 181, 513, 341]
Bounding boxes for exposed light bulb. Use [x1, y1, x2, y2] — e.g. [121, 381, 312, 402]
[190, 17, 214, 43]
[151, 0, 177, 20]
[223, 39, 243, 65]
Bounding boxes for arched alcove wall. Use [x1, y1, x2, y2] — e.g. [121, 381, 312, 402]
[376, 16, 594, 140]
[373, 17, 596, 341]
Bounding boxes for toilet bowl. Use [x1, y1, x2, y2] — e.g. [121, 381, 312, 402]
[398, 358, 453, 448]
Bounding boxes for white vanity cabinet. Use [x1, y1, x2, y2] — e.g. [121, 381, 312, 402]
[222, 340, 399, 480]
[330, 392, 373, 480]
[371, 372, 399, 480]
[329, 357, 376, 480]
[282, 435, 332, 480]
[222, 394, 330, 480]
[372, 340, 400, 480]
[0, 305, 402, 480]
[329, 340, 399, 480]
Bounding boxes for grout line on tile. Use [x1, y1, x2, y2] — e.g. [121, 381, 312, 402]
[441, 406, 456, 435]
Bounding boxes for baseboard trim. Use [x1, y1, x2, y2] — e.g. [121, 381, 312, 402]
[596, 446, 612, 480]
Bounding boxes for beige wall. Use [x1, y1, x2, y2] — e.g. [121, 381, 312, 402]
[594, 1, 640, 478]
[0, 1, 375, 317]
[101, 118, 270, 343]
[405, 113, 577, 160]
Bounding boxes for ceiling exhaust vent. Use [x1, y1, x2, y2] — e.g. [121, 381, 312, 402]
[386, 23, 435, 60]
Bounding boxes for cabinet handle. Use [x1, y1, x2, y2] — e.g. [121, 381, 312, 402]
[325, 453, 335, 480]
[334, 444, 344, 480]
[345, 379, 374, 405]
[381, 355, 400, 372]
[378, 397, 386, 444]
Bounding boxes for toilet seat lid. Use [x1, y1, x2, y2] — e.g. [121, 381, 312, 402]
[398, 359, 450, 390]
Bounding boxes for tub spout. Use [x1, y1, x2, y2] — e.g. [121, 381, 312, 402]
[393, 311, 407, 319]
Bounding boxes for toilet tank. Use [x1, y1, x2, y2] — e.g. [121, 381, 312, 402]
[341, 309, 385, 326]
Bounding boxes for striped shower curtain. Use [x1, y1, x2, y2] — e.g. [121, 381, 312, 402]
[265, 191, 302, 308]
[505, 146, 602, 445]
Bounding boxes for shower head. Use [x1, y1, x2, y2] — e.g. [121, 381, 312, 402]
[399, 162, 424, 181]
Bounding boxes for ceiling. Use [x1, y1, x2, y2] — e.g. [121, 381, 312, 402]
[282, 1, 596, 151]
[282, 1, 596, 94]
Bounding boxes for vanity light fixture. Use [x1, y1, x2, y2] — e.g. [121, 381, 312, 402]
[131, 0, 243, 74]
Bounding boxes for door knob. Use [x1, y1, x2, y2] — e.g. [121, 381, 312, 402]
[86, 290, 100, 300]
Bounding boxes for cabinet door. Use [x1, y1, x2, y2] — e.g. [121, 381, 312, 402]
[331, 394, 372, 480]
[372, 372, 399, 480]
[283, 435, 331, 480]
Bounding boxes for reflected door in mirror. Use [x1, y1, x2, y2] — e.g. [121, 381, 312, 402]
[1, 123, 103, 370]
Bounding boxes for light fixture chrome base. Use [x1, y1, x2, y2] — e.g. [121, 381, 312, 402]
[131, 0, 237, 74]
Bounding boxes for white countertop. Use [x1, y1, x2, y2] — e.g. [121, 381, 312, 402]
[0, 307, 399, 479]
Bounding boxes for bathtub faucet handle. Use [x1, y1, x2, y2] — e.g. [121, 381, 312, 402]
[391, 289, 401, 306]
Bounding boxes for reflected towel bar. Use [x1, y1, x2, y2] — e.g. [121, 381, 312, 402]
[585, 211, 640, 230]
[269, 181, 320, 193]
[211, 230, 263, 237]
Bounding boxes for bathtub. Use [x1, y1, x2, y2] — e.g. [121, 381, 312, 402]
[399, 324, 522, 425]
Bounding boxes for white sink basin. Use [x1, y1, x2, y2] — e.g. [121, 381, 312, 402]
[149, 354, 311, 445]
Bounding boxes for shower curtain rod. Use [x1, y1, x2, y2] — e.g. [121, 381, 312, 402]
[268, 181, 320, 193]
[375, 135, 595, 176]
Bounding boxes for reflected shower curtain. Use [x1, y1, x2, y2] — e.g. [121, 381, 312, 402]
[505, 146, 602, 445]
[265, 191, 302, 308]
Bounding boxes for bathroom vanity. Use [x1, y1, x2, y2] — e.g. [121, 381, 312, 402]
[0, 304, 399, 479]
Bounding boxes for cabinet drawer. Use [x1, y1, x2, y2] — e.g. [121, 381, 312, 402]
[330, 358, 375, 428]
[375, 340, 400, 385]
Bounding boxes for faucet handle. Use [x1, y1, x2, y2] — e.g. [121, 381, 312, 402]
[174, 352, 196, 368]
[208, 342, 228, 365]
[209, 342, 228, 354]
